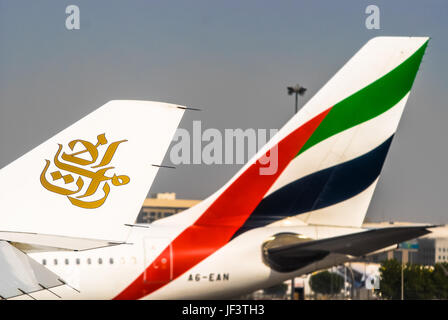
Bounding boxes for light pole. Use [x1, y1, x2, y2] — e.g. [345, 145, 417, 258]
[287, 84, 306, 301]
[401, 260, 404, 300]
[287, 84, 307, 114]
[400, 249, 409, 300]
[397, 241, 418, 300]
[344, 264, 347, 298]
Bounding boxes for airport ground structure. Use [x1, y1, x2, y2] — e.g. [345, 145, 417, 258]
[137, 193, 448, 299]
[137, 193, 200, 224]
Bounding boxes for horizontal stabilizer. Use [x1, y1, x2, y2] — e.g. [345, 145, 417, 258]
[0, 241, 64, 299]
[0, 231, 125, 252]
[265, 225, 434, 272]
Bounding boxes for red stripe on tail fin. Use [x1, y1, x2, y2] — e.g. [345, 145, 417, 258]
[114, 107, 331, 300]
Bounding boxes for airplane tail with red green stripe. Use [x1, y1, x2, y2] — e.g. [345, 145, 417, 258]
[163, 36, 429, 233]
[115, 37, 429, 300]
[239, 36, 430, 230]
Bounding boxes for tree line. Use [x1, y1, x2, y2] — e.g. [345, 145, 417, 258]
[309, 260, 448, 299]
[378, 259, 448, 300]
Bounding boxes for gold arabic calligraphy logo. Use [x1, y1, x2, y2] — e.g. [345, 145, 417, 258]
[40, 133, 130, 209]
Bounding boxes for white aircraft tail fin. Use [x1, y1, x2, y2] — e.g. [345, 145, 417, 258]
[261, 36, 429, 228]
[115, 37, 429, 300]
[159, 37, 428, 235]
[0, 100, 184, 247]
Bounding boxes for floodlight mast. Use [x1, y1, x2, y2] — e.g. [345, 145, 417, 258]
[286, 83, 307, 300]
[287, 84, 307, 114]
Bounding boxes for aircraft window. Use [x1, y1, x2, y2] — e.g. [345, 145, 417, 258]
[54, 259, 58, 266]
[131, 257, 137, 264]
[42, 259, 46, 265]
[120, 257, 125, 264]
[87, 258, 92, 265]
[98, 258, 103, 265]
[109, 258, 114, 265]
[76, 258, 80, 265]
[65, 258, 69, 265]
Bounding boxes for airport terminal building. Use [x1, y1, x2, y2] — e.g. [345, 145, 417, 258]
[410, 237, 448, 265]
[136, 193, 200, 224]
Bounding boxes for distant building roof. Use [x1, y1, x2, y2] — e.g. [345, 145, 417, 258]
[142, 196, 200, 209]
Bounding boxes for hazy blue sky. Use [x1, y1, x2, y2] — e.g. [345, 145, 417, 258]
[1, 0, 447, 223]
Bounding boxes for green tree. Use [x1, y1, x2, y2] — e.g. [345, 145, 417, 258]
[404, 263, 435, 299]
[379, 259, 448, 300]
[263, 283, 288, 296]
[378, 259, 402, 299]
[431, 262, 448, 299]
[309, 271, 344, 296]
